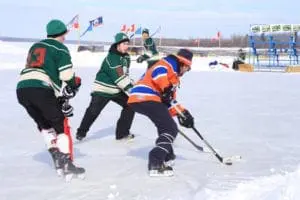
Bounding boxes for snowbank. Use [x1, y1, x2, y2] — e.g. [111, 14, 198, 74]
[0, 41, 235, 72]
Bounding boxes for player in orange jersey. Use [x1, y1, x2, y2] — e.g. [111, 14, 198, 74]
[128, 49, 194, 177]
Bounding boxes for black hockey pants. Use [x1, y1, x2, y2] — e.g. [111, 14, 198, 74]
[129, 101, 178, 165]
[16, 87, 65, 133]
[77, 93, 135, 139]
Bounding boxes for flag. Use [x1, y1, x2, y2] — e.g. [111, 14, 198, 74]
[217, 31, 221, 39]
[126, 24, 135, 33]
[211, 31, 221, 42]
[135, 26, 142, 35]
[80, 16, 103, 38]
[91, 16, 103, 27]
[121, 24, 127, 32]
[129, 24, 136, 32]
[67, 14, 80, 30]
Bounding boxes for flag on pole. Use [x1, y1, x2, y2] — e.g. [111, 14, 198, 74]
[129, 24, 136, 33]
[80, 16, 103, 38]
[121, 24, 127, 32]
[125, 24, 135, 33]
[211, 31, 221, 42]
[211, 31, 221, 47]
[135, 26, 142, 35]
[67, 14, 80, 30]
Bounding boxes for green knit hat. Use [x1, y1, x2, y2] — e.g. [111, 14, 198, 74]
[142, 28, 149, 35]
[114, 32, 130, 45]
[46, 19, 68, 38]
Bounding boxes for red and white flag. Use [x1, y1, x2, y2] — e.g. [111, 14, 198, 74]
[67, 14, 80, 30]
[211, 31, 221, 42]
[121, 24, 127, 32]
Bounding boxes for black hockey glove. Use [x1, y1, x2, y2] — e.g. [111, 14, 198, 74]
[137, 55, 149, 63]
[61, 102, 73, 117]
[177, 109, 194, 128]
[62, 85, 76, 99]
[57, 97, 74, 117]
[63, 76, 82, 99]
[161, 85, 175, 105]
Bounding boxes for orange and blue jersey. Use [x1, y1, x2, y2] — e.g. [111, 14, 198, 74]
[128, 55, 185, 116]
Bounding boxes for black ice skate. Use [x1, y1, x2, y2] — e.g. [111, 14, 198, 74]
[63, 159, 86, 182]
[164, 153, 176, 167]
[49, 148, 85, 181]
[49, 148, 64, 176]
[76, 131, 87, 141]
[148, 162, 174, 177]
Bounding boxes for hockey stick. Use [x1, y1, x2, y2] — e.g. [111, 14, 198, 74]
[63, 116, 74, 161]
[150, 26, 161, 37]
[59, 95, 74, 161]
[172, 101, 241, 165]
[191, 126, 240, 165]
[178, 129, 204, 152]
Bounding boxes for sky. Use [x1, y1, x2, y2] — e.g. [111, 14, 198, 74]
[0, 0, 299, 42]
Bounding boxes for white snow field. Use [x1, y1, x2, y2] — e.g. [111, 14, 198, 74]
[1, 41, 300, 200]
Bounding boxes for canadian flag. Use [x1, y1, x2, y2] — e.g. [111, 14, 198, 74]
[126, 24, 136, 33]
[121, 24, 127, 32]
[67, 15, 80, 30]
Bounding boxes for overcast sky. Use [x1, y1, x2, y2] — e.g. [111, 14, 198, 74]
[0, 0, 298, 42]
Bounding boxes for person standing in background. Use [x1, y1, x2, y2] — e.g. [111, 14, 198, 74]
[136, 28, 160, 68]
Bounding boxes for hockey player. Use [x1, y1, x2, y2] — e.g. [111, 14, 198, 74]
[128, 48, 195, 177]
[136, 28, 160, 68]
[76, 32, 135, 141]
[16, 19, 84, 179]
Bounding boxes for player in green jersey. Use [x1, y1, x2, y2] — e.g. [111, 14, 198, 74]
[76, 32, 135, 141]
[16, 19, 84, 179]
[136, 28, 160, 68]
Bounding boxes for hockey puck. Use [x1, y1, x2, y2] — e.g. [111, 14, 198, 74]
[225, 162, 232, 165]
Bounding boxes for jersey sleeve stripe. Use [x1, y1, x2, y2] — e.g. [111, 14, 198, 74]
[151, 67, 167, 79]
[59, 64, 72, 71]
[130, 86, 160, 96]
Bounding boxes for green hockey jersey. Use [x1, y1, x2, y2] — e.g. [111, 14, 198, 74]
[92, 45, 133, 97]
[17, 38, 76, 96]
[143, 37, 158, 56]
[142, 37, 160, 65]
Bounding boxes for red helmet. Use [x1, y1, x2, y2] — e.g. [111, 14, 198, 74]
[176, 48, 193, 67]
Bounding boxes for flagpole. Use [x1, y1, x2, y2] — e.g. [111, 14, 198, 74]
[77, 16, 81, 48]
[77, 27, 81, 47]
[218, 31, 221, 48]
[159, 35, 162, 47]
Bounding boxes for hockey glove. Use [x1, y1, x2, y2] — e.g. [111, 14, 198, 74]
[137, 55, 149, 63]
[61, 102, 74, 117]
[177, 109, 194, 128]
[57, 96, 74, 117]
[63, 76, 81, 99]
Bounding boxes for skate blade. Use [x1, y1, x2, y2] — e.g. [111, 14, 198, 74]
[56, 169, 64, 177]
[149, 170, 174, 177]
[65, 173, 86, 182]
[164, 160, 175, 167]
